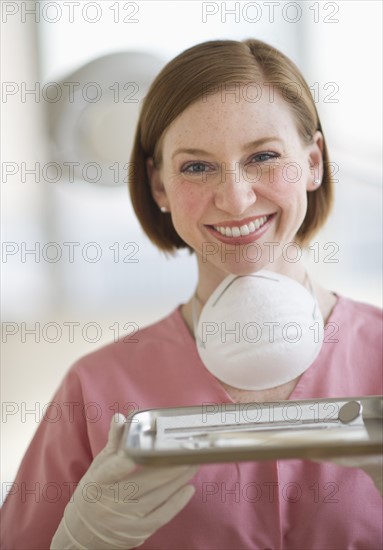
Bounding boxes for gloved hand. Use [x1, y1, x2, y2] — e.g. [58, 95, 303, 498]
[51, 413, 198, 549]
[312, 454, 383, 496]
[332, 454, 382, 495]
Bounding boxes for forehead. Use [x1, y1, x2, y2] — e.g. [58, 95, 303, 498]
[161, 85, 300, 153]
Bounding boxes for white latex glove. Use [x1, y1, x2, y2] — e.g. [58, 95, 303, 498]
[313, 454, 383, 496]
[51, 413, 198, 549]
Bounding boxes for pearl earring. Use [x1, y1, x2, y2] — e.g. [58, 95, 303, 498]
[314, 178, 321, 186]
[160, 206, 168, 213]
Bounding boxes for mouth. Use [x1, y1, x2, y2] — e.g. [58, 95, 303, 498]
[208, 214, 275, 238]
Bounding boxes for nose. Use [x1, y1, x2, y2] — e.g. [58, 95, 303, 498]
[213, 162, 257, 215]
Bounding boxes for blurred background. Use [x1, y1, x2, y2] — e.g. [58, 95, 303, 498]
[1, 0, 382, 502]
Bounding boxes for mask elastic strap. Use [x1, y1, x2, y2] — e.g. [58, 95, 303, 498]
[304, 271, 323, 322]
[192, 292, 205, 348]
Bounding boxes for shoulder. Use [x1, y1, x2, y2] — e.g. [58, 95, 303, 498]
[332, 294, 382, 326]
[294, 295, 382, 398]
[328, 294, 382, 358]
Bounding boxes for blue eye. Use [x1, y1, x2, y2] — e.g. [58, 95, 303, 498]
[251, 152, 279, 163]
[182, 162, 210, 173]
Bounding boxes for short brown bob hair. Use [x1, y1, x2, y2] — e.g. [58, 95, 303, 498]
[129, 38, 334, 252]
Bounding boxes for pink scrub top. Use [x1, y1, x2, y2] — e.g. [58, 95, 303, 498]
[1, 295, 382, 549]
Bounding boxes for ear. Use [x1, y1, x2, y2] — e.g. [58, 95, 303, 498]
[146, 157, 169, 210]
[307, 131, 324, 192]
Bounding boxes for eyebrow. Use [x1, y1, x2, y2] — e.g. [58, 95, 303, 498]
[171, 137, 282, 160]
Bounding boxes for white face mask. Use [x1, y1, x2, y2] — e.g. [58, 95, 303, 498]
[193, 270, 324, 390]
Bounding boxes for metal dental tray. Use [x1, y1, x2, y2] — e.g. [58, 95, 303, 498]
[119, 396, 383, 465]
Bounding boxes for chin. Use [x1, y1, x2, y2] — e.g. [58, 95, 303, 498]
[218, 260, 271, 277]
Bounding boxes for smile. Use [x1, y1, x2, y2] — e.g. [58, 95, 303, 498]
[212, 215, 271, 238]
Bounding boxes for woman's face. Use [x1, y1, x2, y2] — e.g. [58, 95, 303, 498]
[148, 86, 323, 281]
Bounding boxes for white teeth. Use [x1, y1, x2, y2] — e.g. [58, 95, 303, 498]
[240, 224, 250, 236]
[213, 216, 269, 237]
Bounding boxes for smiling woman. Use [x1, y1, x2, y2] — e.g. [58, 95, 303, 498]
[131, 39, 333, 254]
[133, 39, 338, 374]
[146, 89, 322, 278]
[1, 38, 382, 550]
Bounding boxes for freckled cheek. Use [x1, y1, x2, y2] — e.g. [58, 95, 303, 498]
[271, 172, 308, 235]
[257, 166, 306, 204]
[170, 187, 209, 229]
